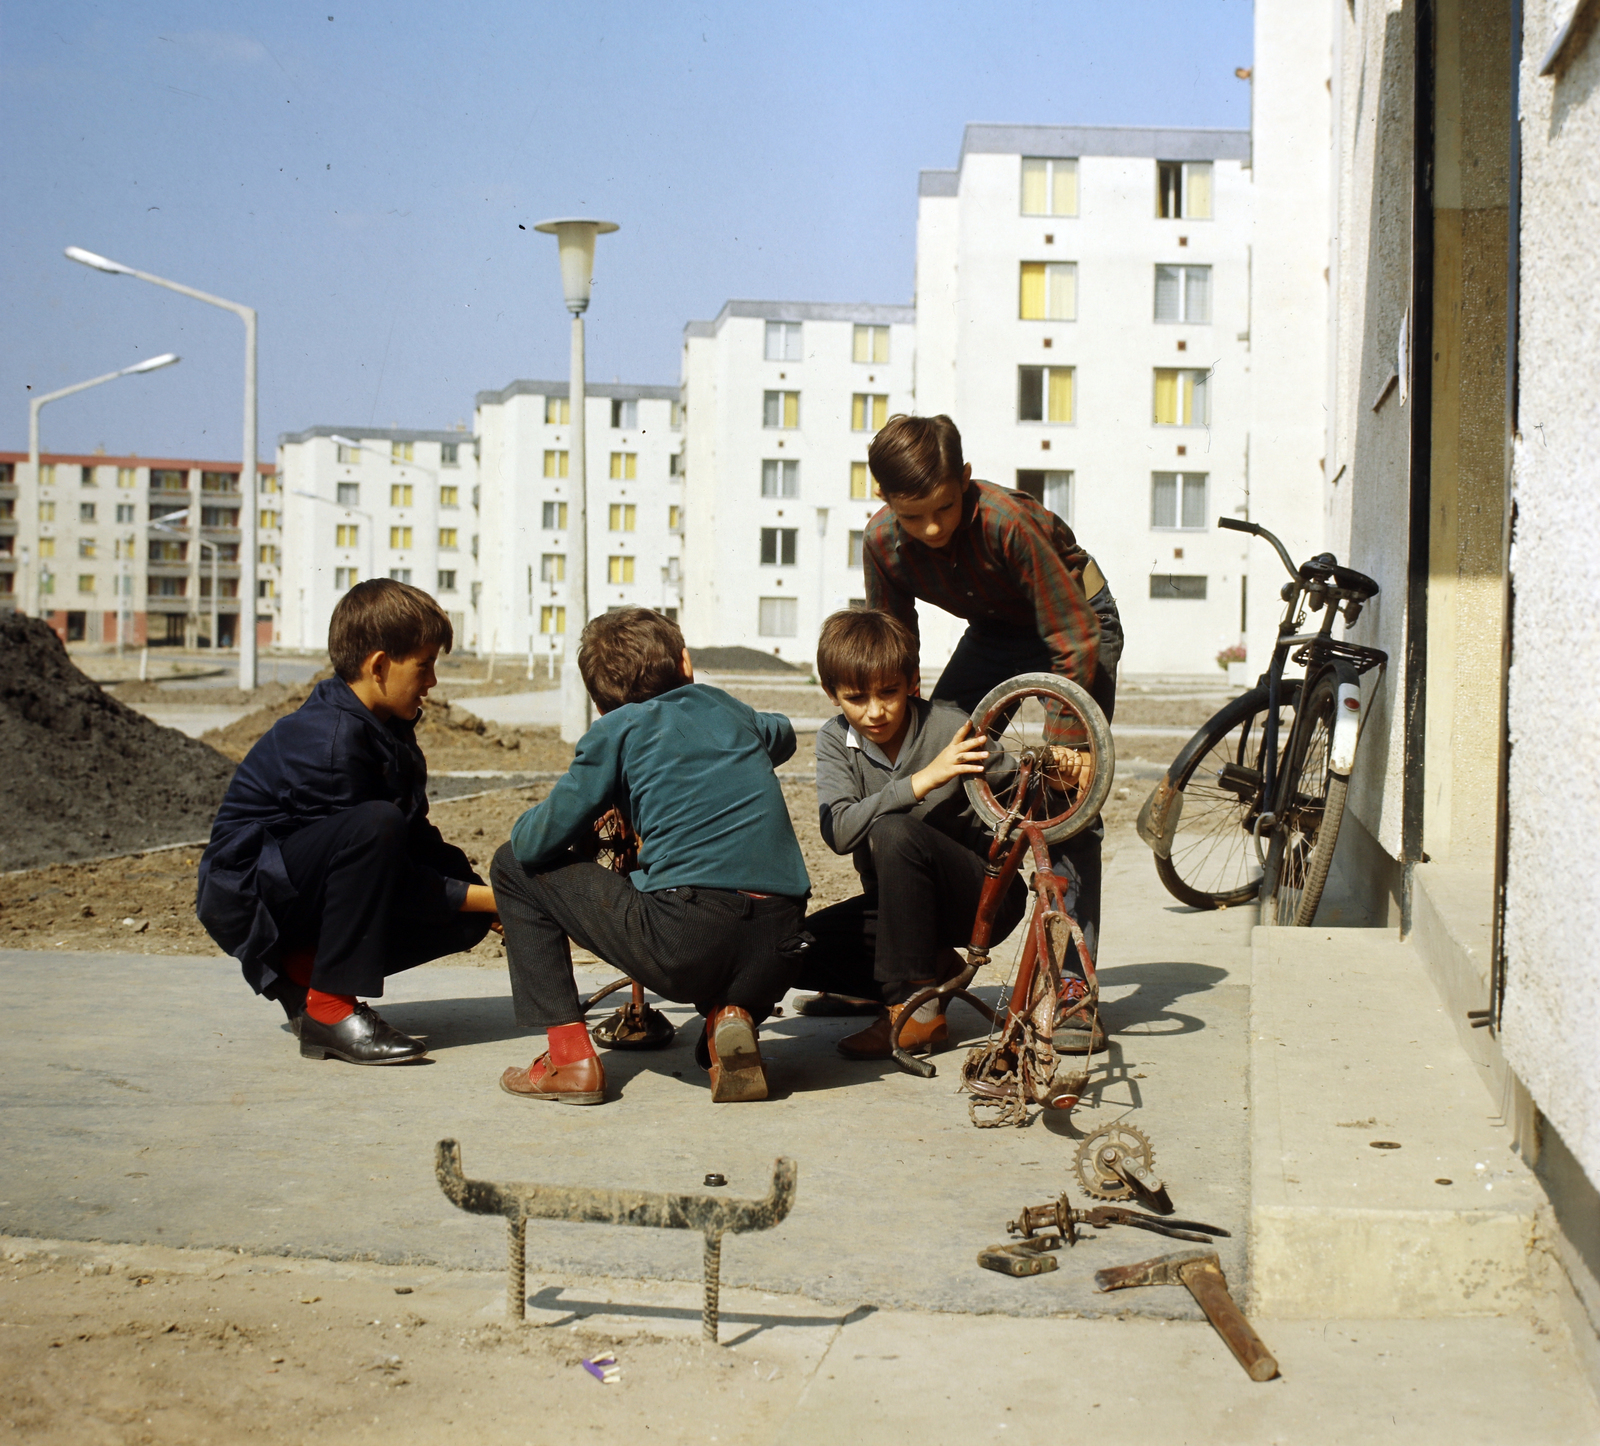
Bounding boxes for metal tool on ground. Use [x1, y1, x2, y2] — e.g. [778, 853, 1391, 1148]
[1095, 1248, 1279, 1381]
[434, 1140, 797, 1343]
[1006, 1189, 1229, 1246]
[1073, 1122, 1174, 1213]
[978, 1236, 1064, 1276]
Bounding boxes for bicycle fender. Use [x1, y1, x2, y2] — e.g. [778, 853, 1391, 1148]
[1330, 680, 1362, 776]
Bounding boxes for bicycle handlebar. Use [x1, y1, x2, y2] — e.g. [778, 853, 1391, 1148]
[1218, 516, 1299, 579]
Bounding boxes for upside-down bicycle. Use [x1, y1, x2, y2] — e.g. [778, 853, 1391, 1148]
[1137, 517, 1388, 925]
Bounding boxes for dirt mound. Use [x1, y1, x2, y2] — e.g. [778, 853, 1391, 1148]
[0, 616, 237, 871]
[689, 645, 807, 674]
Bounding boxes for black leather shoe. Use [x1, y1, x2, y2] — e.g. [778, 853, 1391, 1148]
[298, 1004, 427, 1065]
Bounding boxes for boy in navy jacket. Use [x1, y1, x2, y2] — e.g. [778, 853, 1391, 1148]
[197, 579, 497, 1065]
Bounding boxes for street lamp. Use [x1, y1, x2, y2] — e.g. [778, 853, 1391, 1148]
[66, 245, 259, 691]
[23, 353, 180, 624]
[533, 217, 618, 743]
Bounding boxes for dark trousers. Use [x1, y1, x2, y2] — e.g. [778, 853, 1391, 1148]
[930, 606, 1119, 960]
[490, 842, 806, 1028]
[797, 814, 1028, 1005]
[276, 801, 490, 999]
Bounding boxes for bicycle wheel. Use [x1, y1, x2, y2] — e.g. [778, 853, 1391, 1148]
[1153, 689, 1293, 910]
[1261, 673, 1347, 926]
[963, 673, 1114, 844]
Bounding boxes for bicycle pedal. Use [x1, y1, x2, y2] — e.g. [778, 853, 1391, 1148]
[978, 1239, 1062, 1276]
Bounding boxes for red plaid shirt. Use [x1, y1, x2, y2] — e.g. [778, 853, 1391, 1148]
[863, 480, 1101, 690]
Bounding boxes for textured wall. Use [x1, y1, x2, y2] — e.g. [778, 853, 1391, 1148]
[1501, 0, 1600, 1187]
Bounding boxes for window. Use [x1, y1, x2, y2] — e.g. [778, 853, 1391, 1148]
[259, 509, 279, 529]
[851, 394, 889, 432]
[38, 571, 55, 595]
[78, 574, 97, 594]
[150, 540, 185, 562]
[258, 579, 275, 599]
[259, 472, 278, 494]
[850, 462, 872, 500]
[148, 576, 183, 596]
[259, 544, 278, 565]
[151, 469, 185, 491]
[336, 524, 359, 547]
[337, 483, 360, 506]
[216, 542, 239, 563]
[608, 555, 635, 584]
[335, 567, 359, 589]
[540, 605, 567, 634]
[1150, 573, 1208, 599]
[1021, 156, 1078, 216]
[1016, 469, 1073, 521]
[759, 597, 798, 636]
[763, 390, 800, 428]
[201, 471, 238, 492]
[848, 530, 864, 568]
[0, 498, 11, 520]
[441, 443, 460, 466]
[610, 398, 638, 429]
[116, 504, 135, 523]
[79, 502, 96, 522]
[391, 441, 414, 464]
[39, 464, 56, 487]
[1154, 265, 1212, 323]
[337, 443, 362, 464]
[852, 324, 890, 363]
[760, 528, 798, 566]
[541, 553, 566, 583]
[389, 526, 413, 549]
[546, 396, 570, 424]
[438, 569, 458, 592]
[764, 321, 803, 361]
[115, 537, 136, 559]
[390, 484, 413, 507]
[78, 538, 97, 559]
[1153, 369, 1210, 426]
[389, 568, 413, 583]
[610, 452, 638, 481]
[671, 400, 684, 429]
[1018, 366, 1075, 423]
[1151, 472, 1208, 529]
[81, 465, 97, 486]
[38, 500, 56, 521]
[609, 504, 637, 532]
[1157, 160, 1213, 219]
[1019, 262, 1077, 321]
[669, 505, 683, 531]
[200, 507, 236, 528]
[439, 528, 458, 549]
[117, 467, 136, 488]
[38, 537, 56, 558]
[761, 459, 800, 498]
[199, 577, 239, 599]
[668, 451, 684, 476]
[542, 449, 571, 479]
[542, 501, 568, 530]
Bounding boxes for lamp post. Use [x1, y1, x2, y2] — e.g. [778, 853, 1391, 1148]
[533, 218, 618, 744]
[23, 353, 180, 624]
[66, 246, 258, 691]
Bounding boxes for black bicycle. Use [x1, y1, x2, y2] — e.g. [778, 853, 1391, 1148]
[1137, 518, 1388, 926]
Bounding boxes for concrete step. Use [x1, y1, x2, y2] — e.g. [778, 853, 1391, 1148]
[1250, 925, 1543, 1317]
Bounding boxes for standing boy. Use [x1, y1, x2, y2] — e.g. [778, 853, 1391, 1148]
[491, 608, 809, 1106]
[197, 579, 497, 1065]
[861, 413, 1123, 958]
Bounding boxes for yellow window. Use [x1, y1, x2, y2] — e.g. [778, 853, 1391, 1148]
[389, 526, 412, 549]
[609, 452, 637, 480]
[117, 467, 136, 488]
[541, 553, 566, 582]
[259, 510, 278, 529]
[543, 450, 569, 478]
[851, 394, 889, 432]
[390, 484, 413, 507]
[78, 574, 97, 594]
[609, 503, 636, 532]
[38, 538, 56, 558]
[540, 605, 566, 634]
[784, 392, 799, 428]
[391, 441, 413, 464]
[850, 462, 871, 499]
[259, 544, 276, 564]
[260, 579, 276, 598]
[440, 485, 458, 507]
[336, 524, 359, 547]
[1019, 262, 1077, 321]
[39, 501, 55, 521]
[608, 555, 635, 584]
[439, 528, 458, 549]
[545, 397, 570, 424]
[852, 324, 890, 363]
[1153, 369, 1208, 425]
[1021, 156, 1078, 216]
[1048, 368, 1074, 423]
[39, 465, 55, 486]
[668, 505, 682, 530]
[79, 538, 97, 559]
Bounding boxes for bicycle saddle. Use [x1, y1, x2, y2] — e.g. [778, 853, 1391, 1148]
[1300, 553, 1379, 600]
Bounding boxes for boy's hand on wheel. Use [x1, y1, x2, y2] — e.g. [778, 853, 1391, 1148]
[911, 721, 990, 801]
[1042, 745, 1091, 794]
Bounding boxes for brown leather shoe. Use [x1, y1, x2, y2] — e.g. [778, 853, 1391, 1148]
[499, 1052, 606, 1105]
[707, 1007, 768, 1103]
[837, 1002, 949, 1061]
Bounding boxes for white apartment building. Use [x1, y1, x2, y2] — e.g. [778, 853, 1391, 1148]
[679, 301, 926, 666]
[0, 450, 281, 649]
[915, 124, 1256, 676]
[278, 427, 478, 653]
[474, 381, 683, 667]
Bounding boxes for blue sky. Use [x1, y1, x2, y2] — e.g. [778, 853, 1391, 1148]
[2, 1, 1254, 460]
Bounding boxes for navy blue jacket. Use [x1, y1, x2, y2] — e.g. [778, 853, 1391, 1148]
[196, 678, 476, 998]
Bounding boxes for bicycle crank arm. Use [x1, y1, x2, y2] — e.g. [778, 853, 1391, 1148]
[1077, 1207, 1231, 1242]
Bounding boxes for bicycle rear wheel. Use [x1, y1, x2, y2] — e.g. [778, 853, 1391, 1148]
[1261, 673, 1347, 926]
[1153, 692, 1292, 910]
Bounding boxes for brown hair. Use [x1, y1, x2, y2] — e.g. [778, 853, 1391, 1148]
[328, 578, 453, 681]
[816, 608, 919, 697]
[578, 607, 687, 713]
[867, 413, 965, 500]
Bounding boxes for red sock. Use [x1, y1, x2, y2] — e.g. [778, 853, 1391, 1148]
[305, 988, 357, 1025]
[546, 1020, 595, 1067]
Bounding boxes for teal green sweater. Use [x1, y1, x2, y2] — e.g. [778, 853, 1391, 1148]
[508, 683, 811, 898]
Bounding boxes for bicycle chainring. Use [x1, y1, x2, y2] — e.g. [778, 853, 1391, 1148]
[1073, 1122, 1156, 1202]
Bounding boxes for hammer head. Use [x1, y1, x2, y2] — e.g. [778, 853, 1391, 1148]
[1094, 1247, 1219, 1292]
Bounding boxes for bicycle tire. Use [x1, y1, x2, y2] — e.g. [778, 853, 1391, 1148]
[963, 673, 1114, 844]
[1261, 672, 1347, 926]
[1153, 690, 1292, 910]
